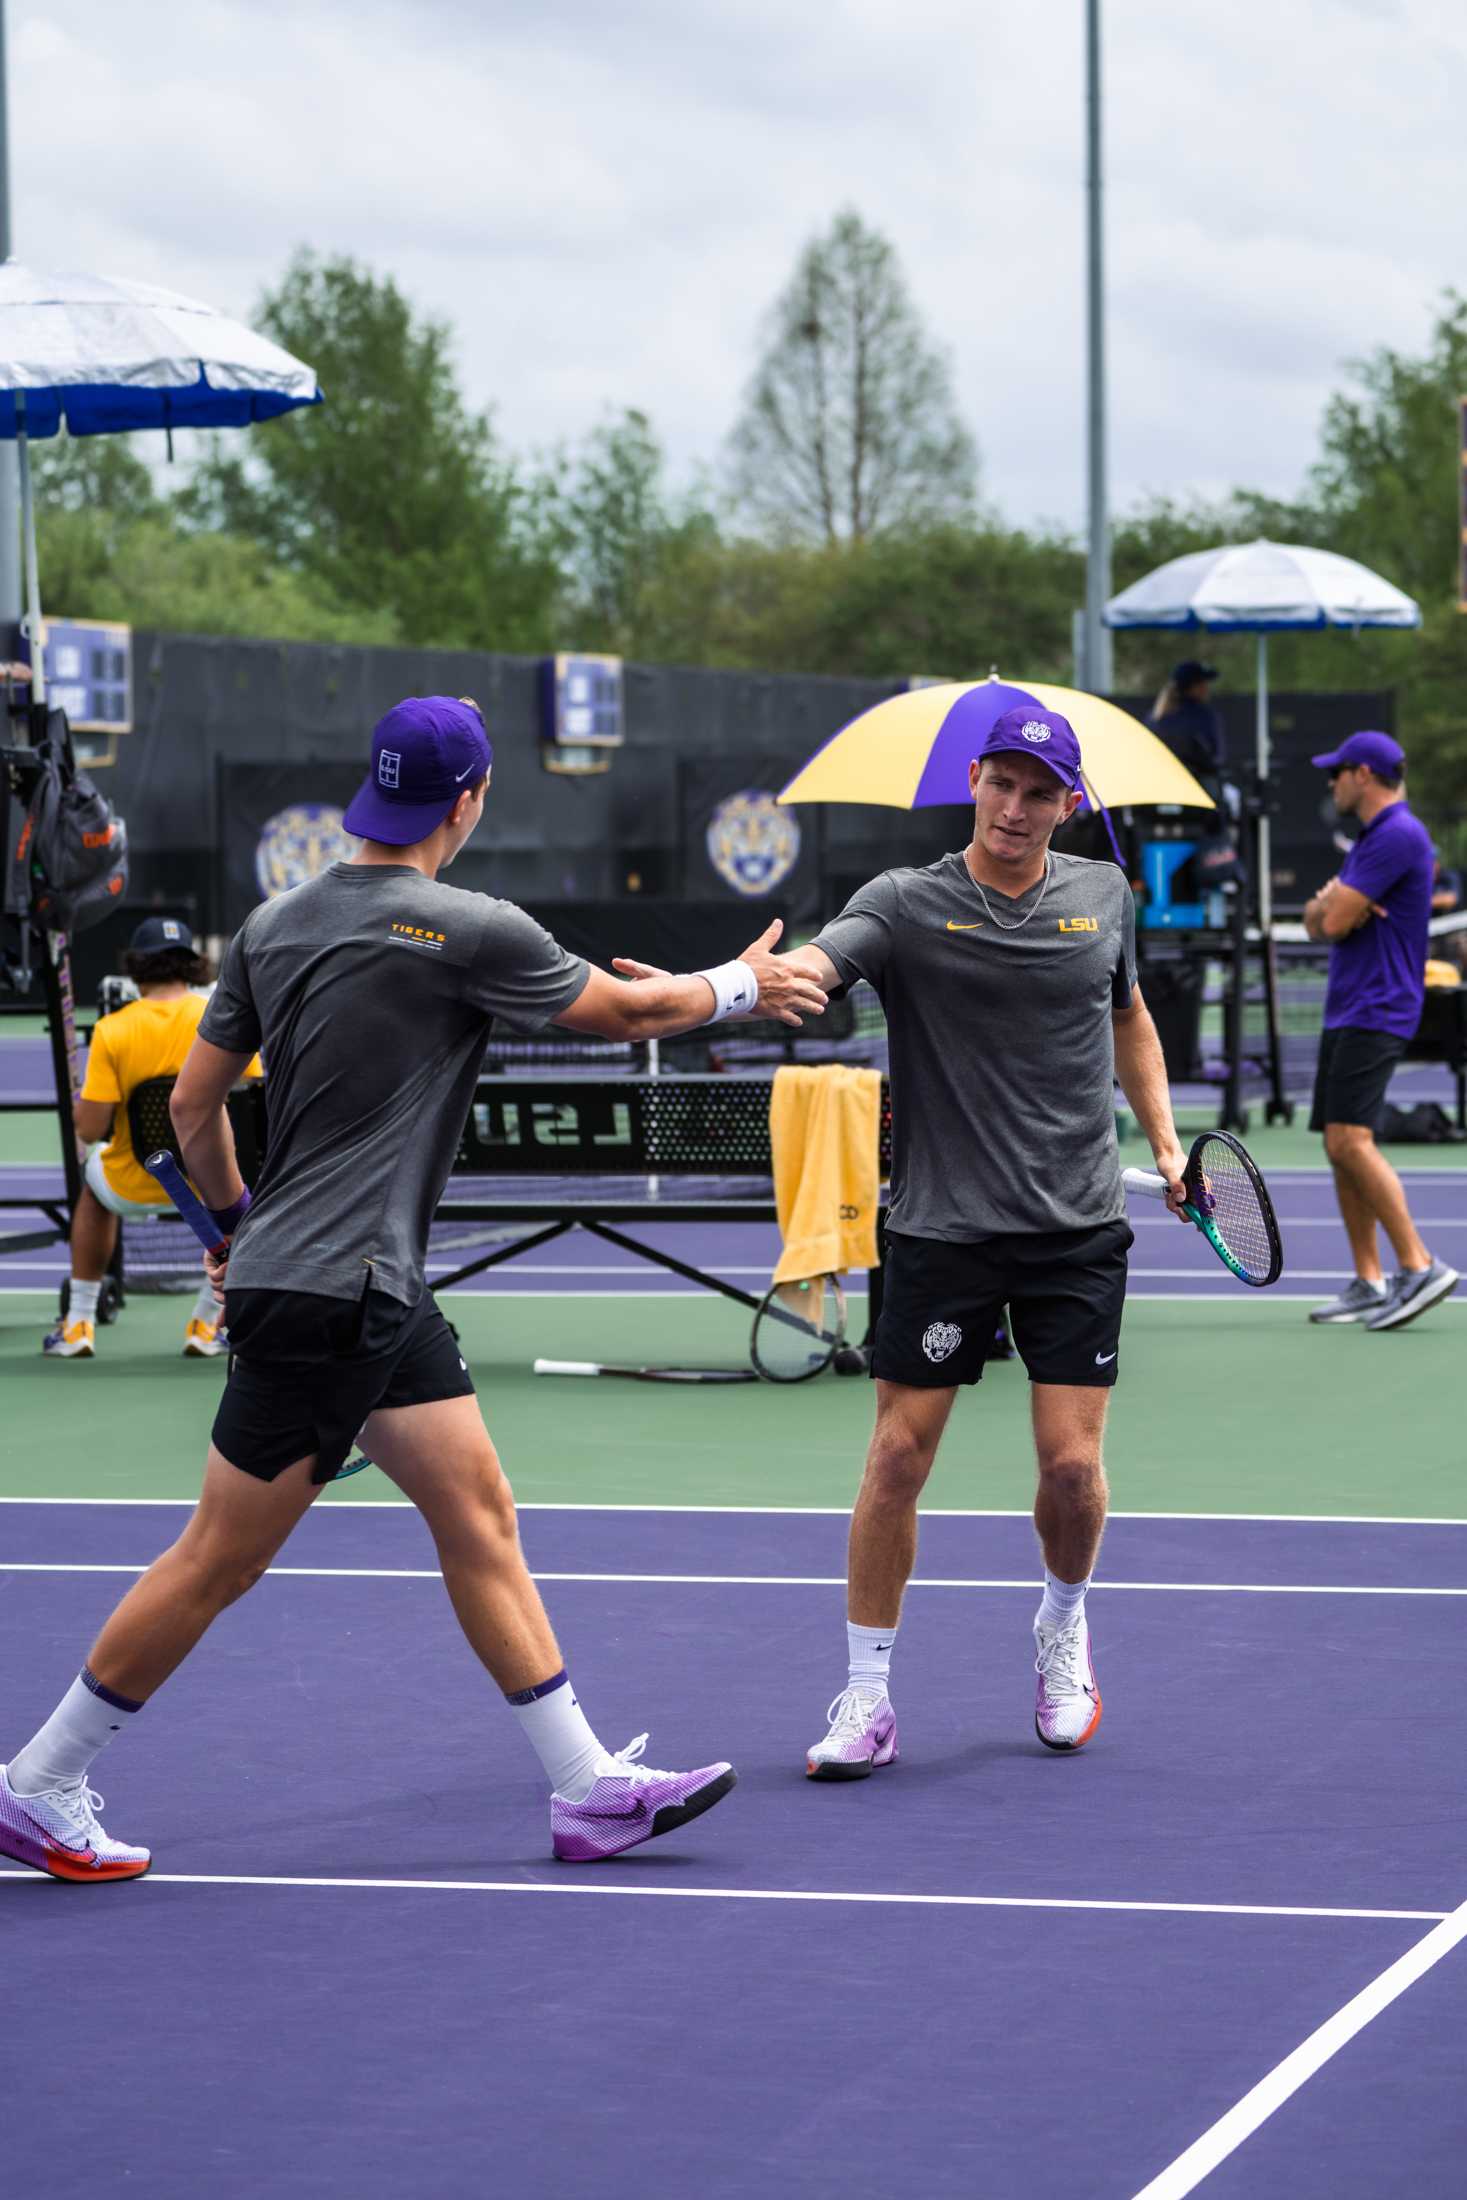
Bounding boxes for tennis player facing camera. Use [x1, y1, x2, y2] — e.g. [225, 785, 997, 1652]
[0, 696, 826, 1882]
[784, 707, 1189, 1777]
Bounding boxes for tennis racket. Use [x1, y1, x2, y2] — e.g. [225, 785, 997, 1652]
[534, 1359, 755, 1385]
[749, 1273, 848, 1382]
[1123, 1131, 1283, 1288]
[143, 1150, 230, 1254]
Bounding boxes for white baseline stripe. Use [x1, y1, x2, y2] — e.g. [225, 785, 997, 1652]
[2, 1564, 1462, 1595]
[0, 1868, 1443, 1923]
[1131, 1895, 1467, 2200]
[0, 1498, 1463, 1526]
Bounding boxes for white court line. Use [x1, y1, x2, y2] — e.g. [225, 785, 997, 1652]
[3, 1563, 1462, 1595]
[1132, 1894, 1467, 2200]
[0, 1867, 1444, 1923]
[0, 1498, 1463, 1526]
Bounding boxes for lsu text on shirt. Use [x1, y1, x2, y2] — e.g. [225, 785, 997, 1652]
[812, 850, 1137, 1238]
[198, 864, 589, 1303]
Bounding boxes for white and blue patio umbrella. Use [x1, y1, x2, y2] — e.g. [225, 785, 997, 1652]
[0, 263, 322, 705]
[1105, 539, 1420, 928]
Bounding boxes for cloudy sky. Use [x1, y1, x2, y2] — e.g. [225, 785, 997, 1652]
[11, 0, 1465, 530]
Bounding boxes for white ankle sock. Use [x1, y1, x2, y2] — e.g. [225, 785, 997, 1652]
[190, 1279, 219, 1325]
[506, 1670, 605, 1801]
[8, 1669, 142, 1795]
[67, 1279, 101, 1324]
[1037, 1572, 1089, 1631]
[847, 1620, 896, 1695]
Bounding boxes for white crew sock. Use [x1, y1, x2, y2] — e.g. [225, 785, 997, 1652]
[847, 1620, 897, 1696]
[67, 1279, 101, 1325]
[190, 1277, 220, 1326]
[1036, 1571, 1090, 1632]
[506, 1670, 606, 1802]
[8, 1669, 142, 1795]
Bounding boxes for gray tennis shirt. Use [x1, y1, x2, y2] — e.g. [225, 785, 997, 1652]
[813, 849, 1137, 1238]
[198, 863, 589, 1303]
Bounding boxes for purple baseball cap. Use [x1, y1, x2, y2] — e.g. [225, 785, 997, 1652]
[976, 704, 1084, 789]
[1310, 729, 1404, 778]
[343, 697, 493, 845]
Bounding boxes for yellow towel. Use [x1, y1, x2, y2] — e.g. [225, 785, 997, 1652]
[1424, 959, 1461, 990]
[769, 1064, 882, 1285]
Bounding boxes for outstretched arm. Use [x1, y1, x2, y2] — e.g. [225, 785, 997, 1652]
[553, 918, 828, 1043]
[1112, 989, 1188, 1220]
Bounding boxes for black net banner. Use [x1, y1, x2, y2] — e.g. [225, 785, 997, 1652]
[218, 761, 365, 932]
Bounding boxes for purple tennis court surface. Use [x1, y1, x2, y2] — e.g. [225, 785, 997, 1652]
[4, 1502, 1464, 2197]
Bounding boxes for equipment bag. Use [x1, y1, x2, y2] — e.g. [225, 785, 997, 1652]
[25, 743, 128, 934]
[1379, 1100, 1466, 1145]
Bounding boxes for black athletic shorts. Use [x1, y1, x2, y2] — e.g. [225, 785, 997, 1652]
[1309, 1025, 1407, 1134]
[871, 1221, 1132, 1389]
[213, 1286, 476, 1483]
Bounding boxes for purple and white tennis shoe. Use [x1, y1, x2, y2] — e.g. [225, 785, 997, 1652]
[551, 1733, 736, 1861]
[1033, 1613, 1102, 1750]
[0, 1764, 150, 1882]
[805, 1687, 899, 1779]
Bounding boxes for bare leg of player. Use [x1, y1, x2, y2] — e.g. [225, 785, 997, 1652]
[362, 1392, 737, 1860]
[1029, 1384, 1109, 1751]
[1324, 1124, 1430, 1272]
[1330, 1158, 1384, 1285]
[806, 1383, 955, 1780]
[69, 1183, 118, 1282]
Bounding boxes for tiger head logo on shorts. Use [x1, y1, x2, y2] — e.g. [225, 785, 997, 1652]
[922, 1321, 962, 1363]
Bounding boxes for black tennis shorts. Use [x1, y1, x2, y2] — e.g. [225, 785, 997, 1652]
[213, 1286, 476, 1483]
[871, 1221, 1133, 1390]
[1309, 1025, 1407, 1135]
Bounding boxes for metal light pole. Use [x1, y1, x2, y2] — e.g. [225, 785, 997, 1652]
[1082, 0, 1113, 695]
[0, 0, 18, 640]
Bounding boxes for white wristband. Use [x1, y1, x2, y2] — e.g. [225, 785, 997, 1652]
[694, 958, 759, 1023]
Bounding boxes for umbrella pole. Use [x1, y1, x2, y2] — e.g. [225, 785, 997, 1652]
[1254, 631, 1269, 933]
[14, 392, 45, 708]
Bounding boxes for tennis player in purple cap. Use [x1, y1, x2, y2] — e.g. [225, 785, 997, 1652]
[777, 706, 1189, 1778]
[1302, 729, 1458, 1331]
[0, 695, 826, 1882]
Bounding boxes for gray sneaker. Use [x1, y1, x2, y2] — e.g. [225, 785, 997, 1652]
[1308, 1277, 1388, 1325]
[1364, 1259, 1461, 1332]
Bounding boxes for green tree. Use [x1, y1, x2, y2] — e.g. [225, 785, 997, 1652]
[187, 250, 564, 650]
[729, 209, 978, 546]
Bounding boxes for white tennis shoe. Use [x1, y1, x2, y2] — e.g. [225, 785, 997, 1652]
[0, 1765, 150, 1882]
[806, 1686, 898, 1779]
[1033, 1613, 1102, 1751]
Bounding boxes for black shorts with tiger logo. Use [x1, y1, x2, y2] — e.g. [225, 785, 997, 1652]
[871, 1221, 1132, 1389]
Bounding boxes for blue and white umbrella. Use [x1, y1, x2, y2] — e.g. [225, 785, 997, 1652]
[1106, 539, 1420, 927]
[0, 262, 322, 706]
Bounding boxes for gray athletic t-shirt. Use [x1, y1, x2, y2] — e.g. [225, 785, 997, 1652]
[813, 849, 1137, 1238]
[199, 863, 589, 1303]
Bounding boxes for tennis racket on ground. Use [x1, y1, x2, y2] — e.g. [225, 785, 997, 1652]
[143, 1150, 230, 1254]
[533, 1359, 755, 1384]
[749, 1273, 848, 1382]
[1123, 1131, 1283, 1288]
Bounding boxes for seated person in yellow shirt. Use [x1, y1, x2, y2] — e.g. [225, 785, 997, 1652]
[44, 917, 262, 1361]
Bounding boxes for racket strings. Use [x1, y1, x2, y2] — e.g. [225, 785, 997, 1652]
[1191, 1138, 1275, 1280]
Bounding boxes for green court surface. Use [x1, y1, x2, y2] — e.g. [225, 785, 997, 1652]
[1, 1287, 1460, 1518]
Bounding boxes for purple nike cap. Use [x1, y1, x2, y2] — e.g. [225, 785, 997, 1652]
[343, 697, 493, 846]
[976, 704, 1084, 790]
[1310, 729, 1404, 778]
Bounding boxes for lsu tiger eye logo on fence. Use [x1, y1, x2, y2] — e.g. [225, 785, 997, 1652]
[255, 804, 355, 900]
[706, 790, 801, 897]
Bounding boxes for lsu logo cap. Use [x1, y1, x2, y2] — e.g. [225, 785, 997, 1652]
[976, 704, 1083, 789]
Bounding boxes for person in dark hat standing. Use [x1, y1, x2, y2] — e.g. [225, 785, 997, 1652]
[43, 916, 261, 1361]
[1149, 659, 1228, 805]
[778, 706, 1190, 1783]
[1303, 730, 1458, 1331]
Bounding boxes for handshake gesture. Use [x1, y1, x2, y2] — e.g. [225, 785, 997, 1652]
[612, 919, 829, 1028]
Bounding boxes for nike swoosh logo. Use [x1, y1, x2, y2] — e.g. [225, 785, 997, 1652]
[572, 1796, 650, 1822]
[1095, 1350, 1117, 1365]
[454, 762, 477, 781]
[946, 920, 984, 931]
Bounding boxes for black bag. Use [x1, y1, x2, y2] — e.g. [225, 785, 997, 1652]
[1379, 1100, 1466, 1145]
[25, 745, 128, 934]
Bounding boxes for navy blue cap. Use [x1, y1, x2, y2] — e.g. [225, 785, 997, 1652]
[1310, 729, 1404, 777]
[977, 705, 1084, 789]
[129, 916, 196, 954]
[344, 697, 493, 846]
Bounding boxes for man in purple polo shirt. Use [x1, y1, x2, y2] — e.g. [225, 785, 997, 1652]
[1303, 730, 1459, 1332]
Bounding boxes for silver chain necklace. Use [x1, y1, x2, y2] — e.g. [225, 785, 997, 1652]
[964, 851, 1053, 933]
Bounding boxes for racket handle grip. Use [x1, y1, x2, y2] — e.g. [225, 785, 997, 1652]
[532, 1359, 601, 1378]
[1121, 1166, 1167, 1201]
[144, 1150, 231, 1255]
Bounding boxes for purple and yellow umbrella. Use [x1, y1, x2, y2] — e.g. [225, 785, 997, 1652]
[776, 676, 1213, 812]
